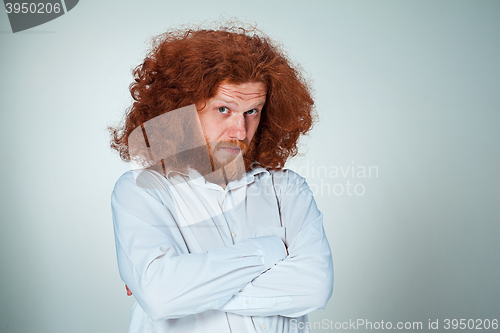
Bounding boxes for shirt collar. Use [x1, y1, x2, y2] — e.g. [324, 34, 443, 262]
[164, 164, 269, 190]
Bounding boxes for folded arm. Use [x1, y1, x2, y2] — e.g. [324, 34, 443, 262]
[112, 171, 288, 321]
[219, 170, 334, 317]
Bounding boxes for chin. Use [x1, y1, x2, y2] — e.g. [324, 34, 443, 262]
[213, 150, 241, 169]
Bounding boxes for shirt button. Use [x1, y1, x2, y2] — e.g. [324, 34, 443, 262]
[261, 323, 268, 330]
[231, 232, 237, 238]
[243, 300, 249, 305]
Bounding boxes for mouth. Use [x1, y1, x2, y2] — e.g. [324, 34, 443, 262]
[220, 146, 242, 154]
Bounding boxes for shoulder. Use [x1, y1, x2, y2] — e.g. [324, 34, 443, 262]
[269, 168, 307, 188]
[256, 168, 311, 202]
[114, 169, 168, 188]
[112, 169, 171, 204]
[251, 166, 304, 183]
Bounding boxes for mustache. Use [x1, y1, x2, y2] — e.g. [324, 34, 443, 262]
[212, 139, 249, 152]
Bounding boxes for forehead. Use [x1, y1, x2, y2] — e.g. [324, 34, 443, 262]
[214, 81, 267, 102]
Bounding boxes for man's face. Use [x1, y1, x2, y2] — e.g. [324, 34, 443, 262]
[197, 81, 266, 166]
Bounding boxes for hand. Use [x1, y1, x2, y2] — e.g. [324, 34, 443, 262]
[125, 284, 133, 296]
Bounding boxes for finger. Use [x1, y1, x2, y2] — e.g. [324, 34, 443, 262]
[125, 284, 133, 296]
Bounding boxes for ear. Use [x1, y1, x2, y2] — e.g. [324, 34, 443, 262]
[195, 100, 208, 112]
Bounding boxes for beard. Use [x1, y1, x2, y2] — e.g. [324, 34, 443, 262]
[142, 137, 256, 188]
[208, 140, 248, 168]
[204, 138, 254, 186]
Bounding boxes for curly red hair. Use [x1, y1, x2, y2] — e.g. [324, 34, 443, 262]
[110, 24, 315, 170]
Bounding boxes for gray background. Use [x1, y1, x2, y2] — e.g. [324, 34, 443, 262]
[0, 1, 498, 332]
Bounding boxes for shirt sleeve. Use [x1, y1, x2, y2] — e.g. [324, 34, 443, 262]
[111, 171, 288, 321]
[218, 170, 334, 317]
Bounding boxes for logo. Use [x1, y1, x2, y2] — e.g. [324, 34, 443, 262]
[4, 0, 79, 33]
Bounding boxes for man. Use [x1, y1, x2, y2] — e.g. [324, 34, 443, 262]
[110, 24, 333, 333]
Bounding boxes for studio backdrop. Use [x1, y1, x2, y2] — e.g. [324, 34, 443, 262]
[0, 1, 498, 332]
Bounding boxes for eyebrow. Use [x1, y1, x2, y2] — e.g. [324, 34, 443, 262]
[217, 98, 237, 105]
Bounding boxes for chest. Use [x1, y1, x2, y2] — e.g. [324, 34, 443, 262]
[164, 177, 285, 253]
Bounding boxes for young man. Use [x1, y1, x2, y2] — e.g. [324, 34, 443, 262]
[110, 25, 333, 333]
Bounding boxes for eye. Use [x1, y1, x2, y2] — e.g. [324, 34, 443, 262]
[245, 109, 258, 115]
[218, 106, 229, 114]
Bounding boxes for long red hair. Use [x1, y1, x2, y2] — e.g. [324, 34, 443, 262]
[109, 24, 315, 170]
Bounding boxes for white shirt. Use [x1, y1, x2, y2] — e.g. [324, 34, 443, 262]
[111, 166, 333, 333]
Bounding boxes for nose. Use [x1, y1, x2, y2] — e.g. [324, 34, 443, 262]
[227, 114, 247, 141]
